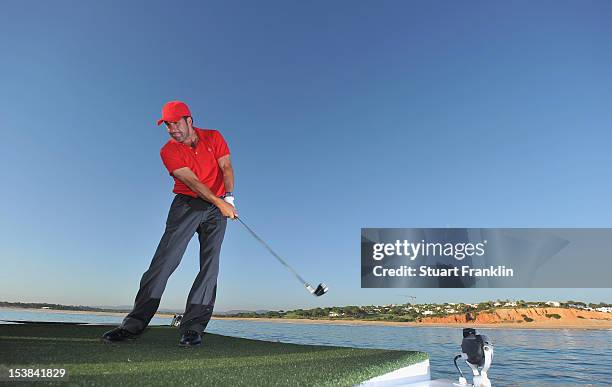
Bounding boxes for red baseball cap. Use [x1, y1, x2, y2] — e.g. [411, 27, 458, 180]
[157, 101, 192, 125]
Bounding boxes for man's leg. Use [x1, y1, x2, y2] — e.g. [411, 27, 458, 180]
[179, 206, 227, 334]
[120, 195, 203, 334]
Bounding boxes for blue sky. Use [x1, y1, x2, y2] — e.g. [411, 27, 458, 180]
[1, 1, 611, 311]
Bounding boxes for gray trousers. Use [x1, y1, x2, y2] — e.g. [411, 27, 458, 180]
[120, 194, 227, 335]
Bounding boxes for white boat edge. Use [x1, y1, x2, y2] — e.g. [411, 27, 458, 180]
[359, 359, 458, 387]
[359, 359, 430, 386]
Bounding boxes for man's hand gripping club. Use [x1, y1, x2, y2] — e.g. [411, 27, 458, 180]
[171, 167, 238, 219]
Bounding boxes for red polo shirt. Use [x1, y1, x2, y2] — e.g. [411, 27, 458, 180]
[160, 128, 230, 197]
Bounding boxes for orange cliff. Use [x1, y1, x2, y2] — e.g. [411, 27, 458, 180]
[419, 307, 612, 326]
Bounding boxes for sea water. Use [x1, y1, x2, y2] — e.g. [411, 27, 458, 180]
[1, 309, 610, 385]
[205, 319, 612, 385]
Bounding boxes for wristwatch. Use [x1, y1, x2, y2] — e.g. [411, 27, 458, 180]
[224, 192, 234, 198]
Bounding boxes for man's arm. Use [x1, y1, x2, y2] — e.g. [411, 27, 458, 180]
[172, 167, 237, 219]
[217, 155, 234, 193]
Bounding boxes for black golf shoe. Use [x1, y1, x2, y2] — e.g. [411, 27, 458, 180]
[101, 327, 140, 343]
[179, 330, 202, 347]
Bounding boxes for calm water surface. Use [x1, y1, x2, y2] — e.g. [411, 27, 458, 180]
[1, 309, 610, 385]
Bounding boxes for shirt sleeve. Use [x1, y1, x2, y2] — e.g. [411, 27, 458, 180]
[211, 130, 230, 159]
[160, 145, 187, 176]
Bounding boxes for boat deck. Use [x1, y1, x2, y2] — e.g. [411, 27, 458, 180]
[0, 322, 428, 386]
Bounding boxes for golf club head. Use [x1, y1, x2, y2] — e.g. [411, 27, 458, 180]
[313, 283, 328, 297]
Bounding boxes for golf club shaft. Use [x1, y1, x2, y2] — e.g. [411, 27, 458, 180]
[236, 217, 309, 286]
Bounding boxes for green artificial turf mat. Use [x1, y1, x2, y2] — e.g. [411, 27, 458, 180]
[0, 323, 427, 386]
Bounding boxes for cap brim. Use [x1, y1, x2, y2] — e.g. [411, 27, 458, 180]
[157, 115, 184, 125]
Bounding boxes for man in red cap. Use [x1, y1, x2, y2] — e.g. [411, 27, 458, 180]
[102, 101, 237, 347]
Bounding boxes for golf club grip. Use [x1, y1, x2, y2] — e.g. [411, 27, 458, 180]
[236, 217, 308, 285]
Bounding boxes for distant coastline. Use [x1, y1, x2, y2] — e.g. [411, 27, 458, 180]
[214, 314, 612, 330]
[0, 306, 175, 319]
[0, 301, 180, 316]
[217, 305, 612, 330]
[2, 306, 611, 330]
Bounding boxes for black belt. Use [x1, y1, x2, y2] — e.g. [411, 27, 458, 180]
[176, 194, 214, 210]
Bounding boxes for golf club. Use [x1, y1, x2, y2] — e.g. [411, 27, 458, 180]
[236, 217, 328, 297]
